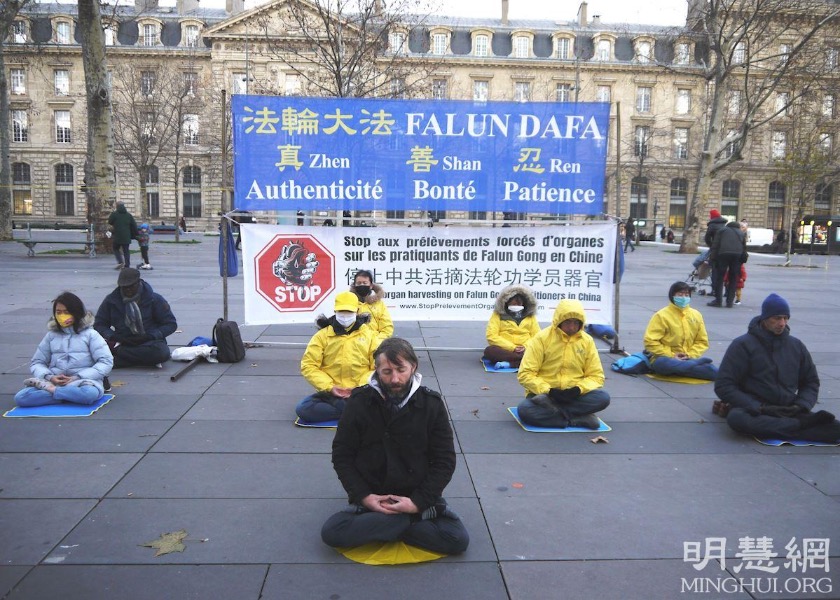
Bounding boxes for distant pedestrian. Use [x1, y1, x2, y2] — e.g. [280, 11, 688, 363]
[136, 223, 153, 270]
[107, 201, 137, 270]
[178, 216, 188, 233]
[666, 229, 675, 244]
[624, 220, 636, 252]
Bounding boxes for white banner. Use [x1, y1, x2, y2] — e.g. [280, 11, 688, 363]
[242, 223, 617, 326]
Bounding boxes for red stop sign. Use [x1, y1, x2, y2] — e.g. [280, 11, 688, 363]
[254, 234, 335, 312]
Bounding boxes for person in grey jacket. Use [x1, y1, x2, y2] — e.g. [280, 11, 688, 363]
[708, 220, 746, 307]
[715, 294, 840, 442]
[15, 292, 113, 407]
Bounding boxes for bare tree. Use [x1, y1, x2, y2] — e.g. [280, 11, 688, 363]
[0, 0, 34, 240]
[253, 0, 442, 98]
[679, 0, 840, 253]
[77, 0, 116, 251]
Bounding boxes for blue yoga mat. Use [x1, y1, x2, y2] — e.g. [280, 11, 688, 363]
[755, 437, 839, 447]
[3, 394, 115, 418]
[508, 406, 611, 432]
[294, 417, 338, 428]
[481, 358, 519, 373]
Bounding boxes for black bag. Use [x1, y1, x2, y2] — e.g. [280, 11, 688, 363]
[213, 318, 246, 363]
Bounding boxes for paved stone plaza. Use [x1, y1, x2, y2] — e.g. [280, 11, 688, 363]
[1, 235, 838, 599]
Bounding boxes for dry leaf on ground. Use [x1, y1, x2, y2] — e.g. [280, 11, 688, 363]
[139, 529, 188, 557]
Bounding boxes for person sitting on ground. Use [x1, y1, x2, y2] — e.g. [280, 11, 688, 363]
[15, 292, 113, 407]
[321, 337, 470, 555]
[350, 269, 393, 339]
[94, 267, 177, 368]
[643, 281, 718, 380]
[483, 284, 540, 368]
[297, 291, 380, 423]
[516, 299, 610, 429]
[715, 294, 840, 443]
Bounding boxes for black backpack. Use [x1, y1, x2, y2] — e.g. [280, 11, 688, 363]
[213, 318, 246, 363]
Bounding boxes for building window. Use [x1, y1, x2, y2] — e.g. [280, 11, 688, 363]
[386, 210, 405, 219]
[141, 112, 155, 144]
[676, 89, 691, 115]
[814, 184, 832, 215]
[823, 94, 835, 118]
[775, 92, 789, 116]
[474, 34, 488, 57]
[674, 127, 689, 159]
[596, 85, 611, 103]
[183, 72, 197, 96]
[514, 36, 529, 58]
[514, 81, 530, 102]
[390, 78, 406, 99]
[146, 165, 160, 217]
[636, 86, 651, 113]
[104, 25, 115, 46]
[12, 110, 28, 142]
[779, 43, 791, 66]
[596, 39, 611, 61]
[634, 126, 650, 157]
[183, 114, 199, 145]
[724, 130, 738, 158]
[669, 178, 688, 228]
[141, 70, 156, 96]
[722, 179, 740, 218]
[284, 73, 300, 96]
[771, 130, 787, 159]
[432, 79, 448, 100]
[12, 163, 32, 215]
[55, 163, 74, 216]
[675, 42, 690, 65]
[636, 40, 652, 63]
[12, 20, 27, 43]
[231, 72, 247, 95]
[183, 166, 202, 217]
[767, 181, 785, 231]
[432, 33, 447, 55]
[142, 23, 158, 46]
[183, 24, 200, 47]
[728, 90, 742, 116]
[473, 80, 488, 102]
[820, 132, 833, 154]
[733, 41, 746, 64]
[630, 176, 648, 219]
[56, 21, 71, 44]
[55, 110, 71, 143]
[10, 68, 25, 95]
[555, 37, 571, 59]
[827, 48, 839, 70]
[555, 83, 572, 102]
[389, 31, 405, 54]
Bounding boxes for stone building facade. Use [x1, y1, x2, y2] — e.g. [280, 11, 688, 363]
[5, 0, 839, 233]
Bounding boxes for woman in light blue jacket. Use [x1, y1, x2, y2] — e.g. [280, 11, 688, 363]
[14, 292, 113, 407]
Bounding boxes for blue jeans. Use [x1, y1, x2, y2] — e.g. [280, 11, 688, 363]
[517, 389, 611, 428]
[692, 250, 710, 269]
[651, 356, 717, 380]
[15, 384, 102, 407]
[296, 394, 345, 422]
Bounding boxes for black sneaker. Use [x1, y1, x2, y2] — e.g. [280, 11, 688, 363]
[568, 414, 601, 429]
[103, 376, 112, 392]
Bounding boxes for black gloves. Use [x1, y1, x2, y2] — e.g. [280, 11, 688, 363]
[548, 387, 582, 403]
[760, 405, 804, 418]
[123, 333, 153, 346]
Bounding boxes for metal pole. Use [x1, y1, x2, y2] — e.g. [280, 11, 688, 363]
[221, 90, 229, 322]
[611, 101, 623, 354]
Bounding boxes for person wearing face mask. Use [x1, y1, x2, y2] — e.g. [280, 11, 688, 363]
[483, 285, 540, 368]
[643, 281, 717, 380]
[350, 269, 393, 339]
[297, 291, 381, 423]
[94, 268, 177, 368]
[321, 337, 469, 555]
[516, 299, 610, 429]
[15, 292, 113, 407]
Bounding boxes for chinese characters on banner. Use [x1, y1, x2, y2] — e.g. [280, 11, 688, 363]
[242, 223, 617, 326]
[232, 96, 610, 216]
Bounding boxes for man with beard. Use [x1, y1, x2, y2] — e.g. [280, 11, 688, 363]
[320, 337, 470, 555]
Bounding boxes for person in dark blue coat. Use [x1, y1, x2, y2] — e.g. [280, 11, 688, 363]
[715, 294, 840, 442]
[94, 268, 177, 368]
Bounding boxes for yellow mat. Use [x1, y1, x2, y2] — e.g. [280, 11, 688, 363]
[337, 541, 446, 565]
[646, 373, 713, 385]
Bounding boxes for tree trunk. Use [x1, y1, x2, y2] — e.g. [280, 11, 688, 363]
[0, 45, 11, 240]
[77, 0, 116, 253]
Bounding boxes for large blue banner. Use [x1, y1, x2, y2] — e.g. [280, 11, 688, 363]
[232, 95, 609, 215]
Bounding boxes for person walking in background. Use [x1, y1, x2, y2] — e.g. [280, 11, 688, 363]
[624, 219, 636, 252]
[708, 220, 746, 308]
[136, 223, 153, 270]
[178, 216, 188, 233]
[108, 201, 137, 270]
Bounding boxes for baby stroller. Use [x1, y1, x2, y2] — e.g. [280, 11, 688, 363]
[687, 251, 713, 296]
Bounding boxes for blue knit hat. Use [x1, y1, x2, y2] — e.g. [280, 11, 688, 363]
[760, 293, 790, 321]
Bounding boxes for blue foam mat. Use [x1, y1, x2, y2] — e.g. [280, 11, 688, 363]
[508, 406, 611, 432]
[295, 417, 339, 428]
[481, 358, 519, 373]
[3, 394, 115, 418]
[755, 437, 839, 447]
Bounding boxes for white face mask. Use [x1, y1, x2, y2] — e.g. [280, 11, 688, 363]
[508, 305, 525, 313]
[335, 314, 357, 328]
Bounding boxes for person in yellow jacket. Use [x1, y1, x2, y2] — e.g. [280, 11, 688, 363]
[350, 270, 394, 339]
[483, 285, 540, 367]
[516, 299, 610, 429]
[643, 281, 717, 380]
[297, 291, 380, 422]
